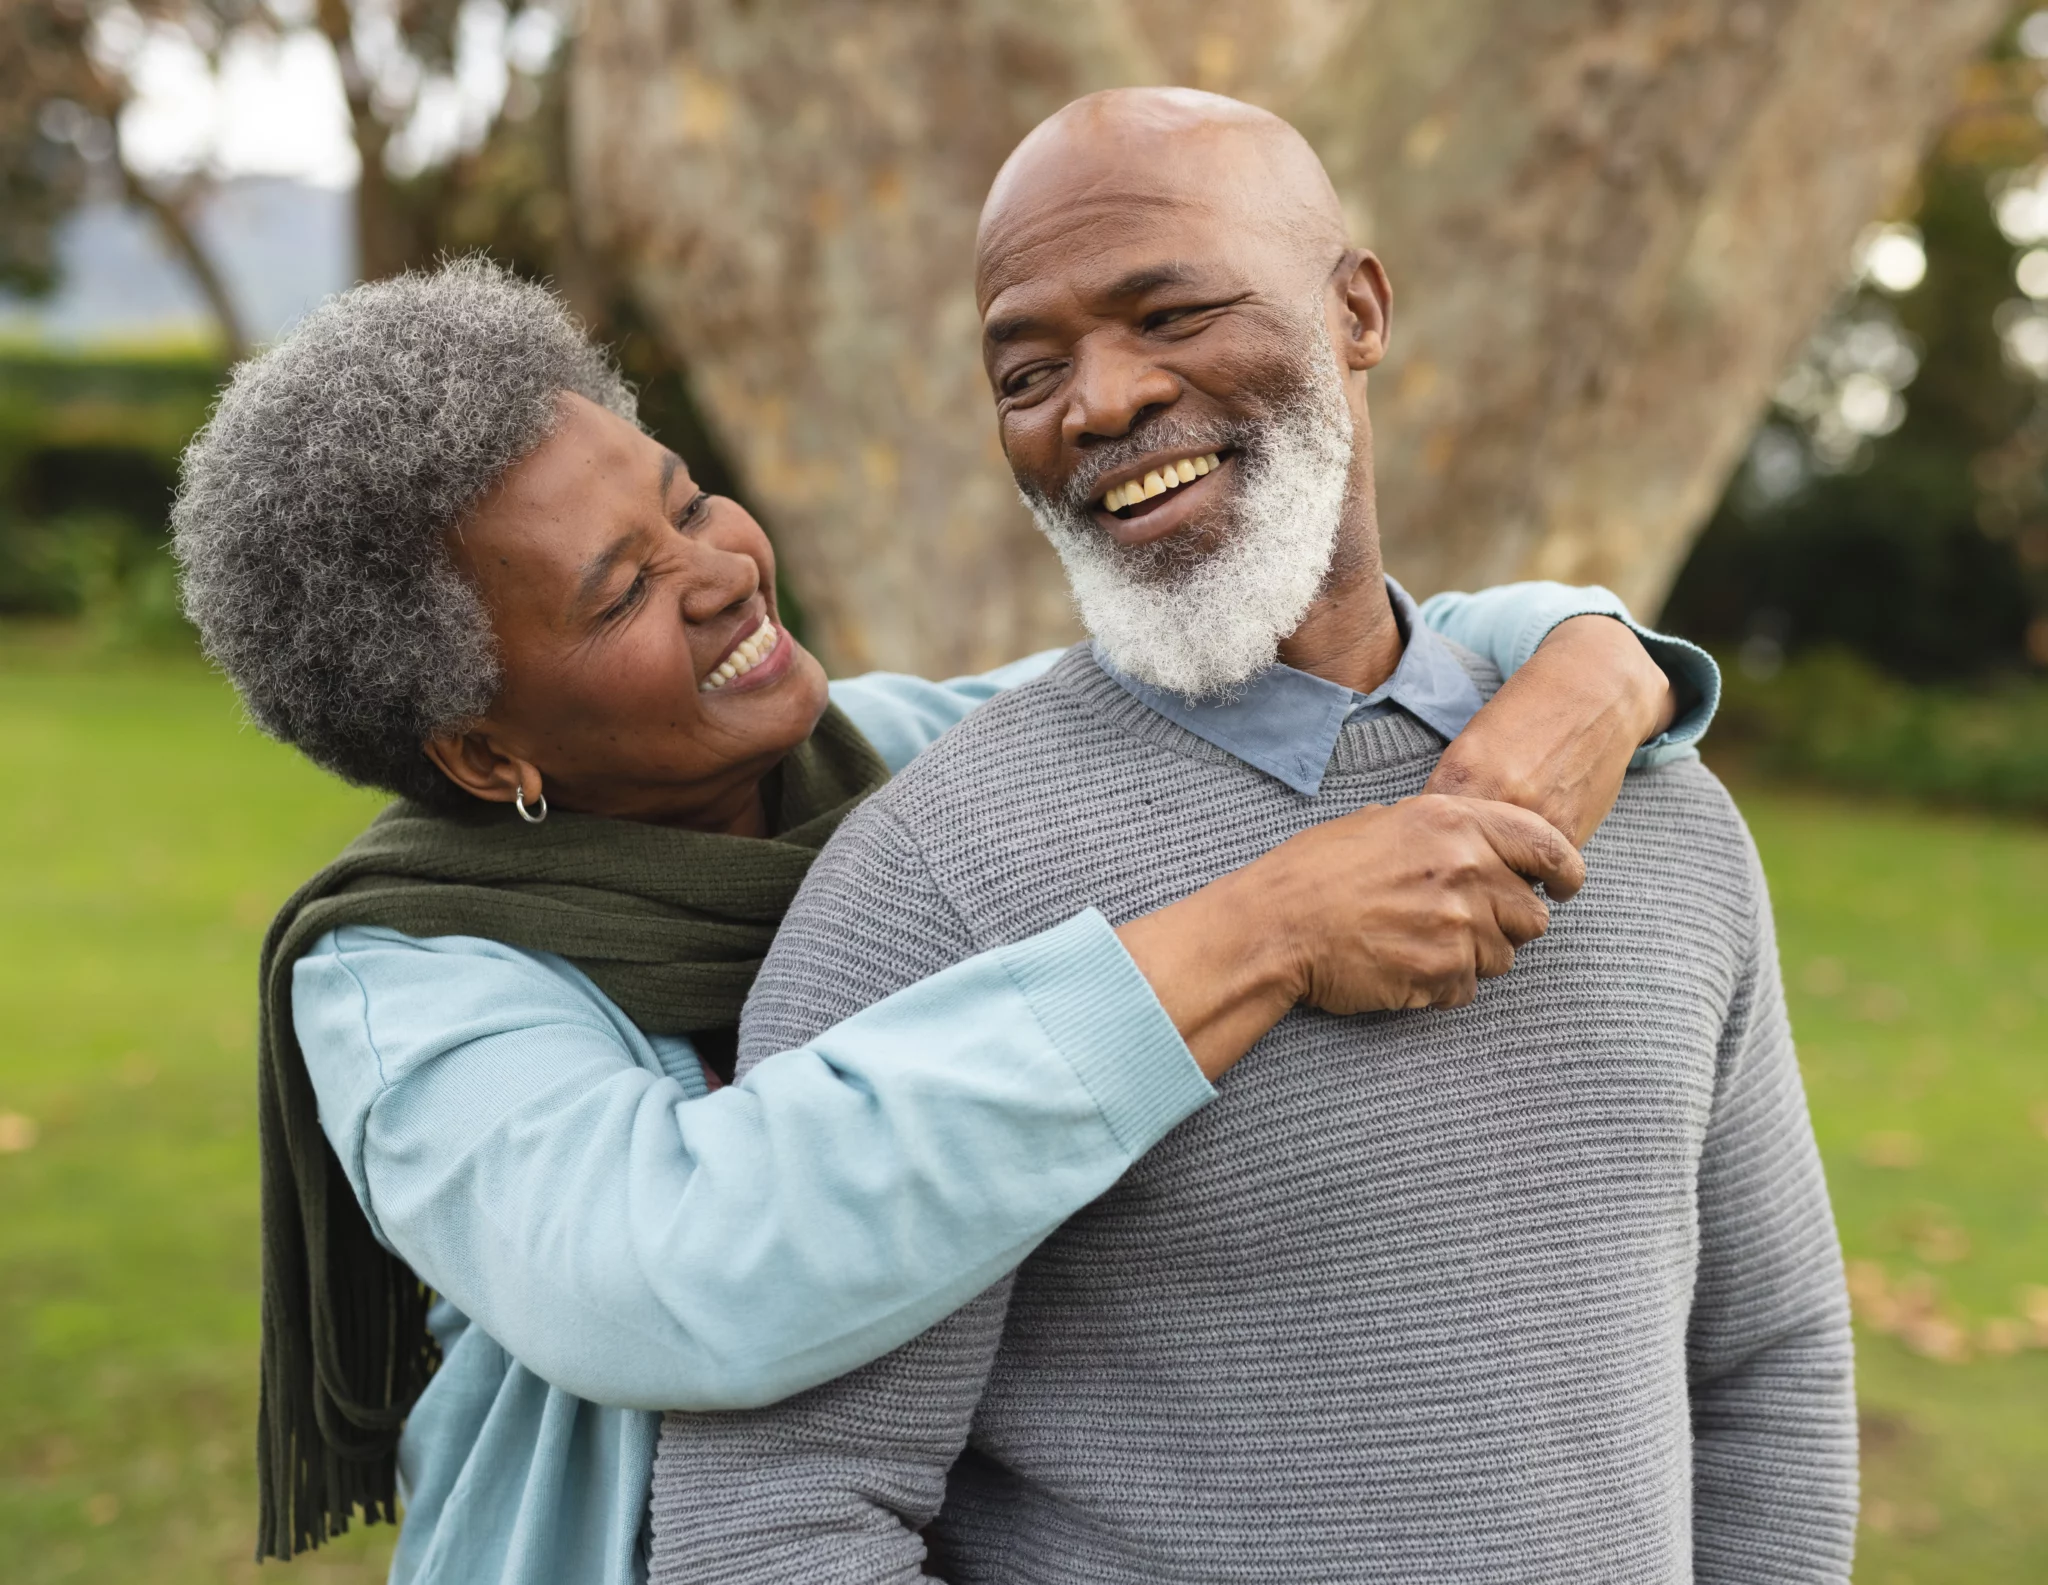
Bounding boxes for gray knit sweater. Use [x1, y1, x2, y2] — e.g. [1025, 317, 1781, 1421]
[649, 646, 1857, 1585]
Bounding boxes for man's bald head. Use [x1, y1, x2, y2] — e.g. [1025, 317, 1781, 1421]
[974, 89, 1392, 699]
[976, 87, 1350, 305]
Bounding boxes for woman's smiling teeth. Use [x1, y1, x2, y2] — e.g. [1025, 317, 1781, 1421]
[700, 618, 777, 693]
[1100, 452, 1222, 514]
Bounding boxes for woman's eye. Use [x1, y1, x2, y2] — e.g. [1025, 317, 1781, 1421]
[669, 490, 710, 532]
[607, 572, 648, 621]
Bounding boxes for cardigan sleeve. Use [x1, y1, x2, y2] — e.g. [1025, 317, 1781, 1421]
[1417, 580, 1721, 768]
[293, 916, 1209, 1412]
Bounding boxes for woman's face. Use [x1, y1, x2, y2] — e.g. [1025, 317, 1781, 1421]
[427, 393, 831, 835]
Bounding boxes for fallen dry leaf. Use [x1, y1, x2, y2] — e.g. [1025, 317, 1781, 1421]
[1860, 1131, 1923, 1169]
[2021, 1286, 2048, 1346]
[0, 1112, 37, 1153]
[1847, 1261, 1899, 1331]
[1802, 957, 1848, 997]
[1980, 1318, 2025, 1356]
[1903, 1205, 1970, 1265]
[1901, 1313, 1971, 1364]
[1847, 1261, 1984, 1364]
[1910, 1224, 1970, 1264]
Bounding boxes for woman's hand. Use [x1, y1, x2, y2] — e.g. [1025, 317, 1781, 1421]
[1117, 795, 1585, 1080]
[1424, 614, 1677, 847]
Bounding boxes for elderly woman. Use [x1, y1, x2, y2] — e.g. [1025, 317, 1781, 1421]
[171, 261, 1715, 1585]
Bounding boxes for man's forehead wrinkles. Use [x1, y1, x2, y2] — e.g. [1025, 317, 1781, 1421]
[977, 190, 1213, 301]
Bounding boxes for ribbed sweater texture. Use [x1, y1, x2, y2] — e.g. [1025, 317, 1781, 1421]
[648, 646, 1858, 1585]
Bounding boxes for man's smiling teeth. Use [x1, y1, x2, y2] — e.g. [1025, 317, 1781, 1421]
[699, 618, 777, 693]
[1101, 452, 1221, 513]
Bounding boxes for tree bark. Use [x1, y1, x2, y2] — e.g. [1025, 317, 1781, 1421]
[572, 0, 2007, 675]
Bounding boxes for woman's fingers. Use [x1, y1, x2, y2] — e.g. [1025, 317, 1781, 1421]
[1431, 966, 1481, 1009]
[1117, 787, 1582, 1074]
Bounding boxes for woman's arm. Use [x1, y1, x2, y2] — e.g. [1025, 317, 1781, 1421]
[294, 791, 1583, 1415]
[295, 918, 1207, 1414]
[1416, 579, 1720, 764]
[1416, 581, 1723, 845]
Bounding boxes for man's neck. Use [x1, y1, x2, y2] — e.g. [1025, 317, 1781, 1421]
[1273, 539, 1400, 695]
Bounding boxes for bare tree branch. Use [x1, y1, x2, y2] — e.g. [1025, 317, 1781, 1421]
[121, 165, 248, 359]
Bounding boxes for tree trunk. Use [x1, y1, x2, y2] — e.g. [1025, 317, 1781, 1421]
[316, 0, 417, 283]
[571, 0, 2007, 675]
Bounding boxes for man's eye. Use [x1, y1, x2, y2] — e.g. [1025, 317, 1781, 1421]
[1004, 363, 1060, 398]
[1145, 303, 1218, 332]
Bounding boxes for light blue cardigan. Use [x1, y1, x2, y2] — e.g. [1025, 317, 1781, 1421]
[291, 583, 1719, 1585]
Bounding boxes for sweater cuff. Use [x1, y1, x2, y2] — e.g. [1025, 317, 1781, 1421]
[1512, 588, 1721, 770]
[1621, 622, 1720, 769]
[997, 908, 1215, 1158]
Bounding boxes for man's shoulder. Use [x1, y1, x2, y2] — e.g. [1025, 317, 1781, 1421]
[1595, 751, 1765, 915]
[1618, 749, 1748, 833]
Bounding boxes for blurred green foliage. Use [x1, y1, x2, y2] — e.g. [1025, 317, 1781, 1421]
[1664, 51, 2048, 683]
[1710, 649, 2048, 814]
[0, 342, 219, 641]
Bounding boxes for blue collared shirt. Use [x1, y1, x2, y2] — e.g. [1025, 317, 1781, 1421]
[1095, 577, 1717, 797]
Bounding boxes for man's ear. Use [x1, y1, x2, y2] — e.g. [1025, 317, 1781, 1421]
[421, 728, 537, 808]
[1331, 249, 1392, 372]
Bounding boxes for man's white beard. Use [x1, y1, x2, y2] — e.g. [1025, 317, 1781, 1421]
[1020, 341, 1355, 701]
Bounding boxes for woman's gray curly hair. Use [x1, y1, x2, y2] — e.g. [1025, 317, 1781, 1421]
[171, 257, 637, 806]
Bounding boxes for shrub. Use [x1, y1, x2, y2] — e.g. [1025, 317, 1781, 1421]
[1710, 648, 2048, 814]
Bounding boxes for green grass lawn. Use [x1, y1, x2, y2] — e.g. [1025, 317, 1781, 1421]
[1736, 786, 2048, 1584]
[1, 636, 2043, 1583]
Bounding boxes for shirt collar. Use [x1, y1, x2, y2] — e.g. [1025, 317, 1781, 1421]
[1092, 577, 1484, 797]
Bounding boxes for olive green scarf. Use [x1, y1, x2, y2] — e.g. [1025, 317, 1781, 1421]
[253, 705, 889, 1559]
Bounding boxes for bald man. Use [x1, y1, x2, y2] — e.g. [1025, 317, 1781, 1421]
[647, 91, 1857, 1584]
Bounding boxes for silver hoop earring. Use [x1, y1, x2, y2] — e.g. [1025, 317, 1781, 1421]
[513, 784, 548, 824]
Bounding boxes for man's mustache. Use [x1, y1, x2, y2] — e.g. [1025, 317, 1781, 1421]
[1049, 417, 1251, 513]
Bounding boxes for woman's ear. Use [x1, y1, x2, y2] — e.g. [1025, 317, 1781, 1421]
[1332, 248, 1393, 372]
[422, 729, 537, 808]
